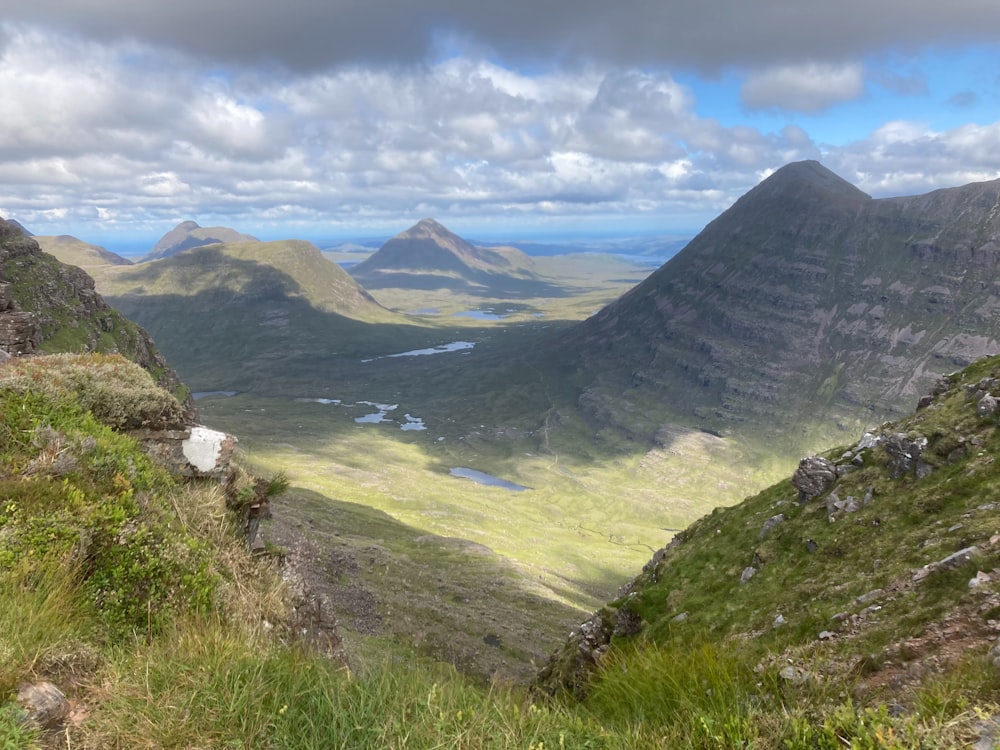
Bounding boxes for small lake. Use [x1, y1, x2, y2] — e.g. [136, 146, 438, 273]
[193, 390, 239, 400]
[449, 467, 530, 492]
[296, 397, 426, 431]
[363, 341, 475, 362]
[454, 310, 506, 321]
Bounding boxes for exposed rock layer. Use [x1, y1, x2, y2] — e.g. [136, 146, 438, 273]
[563, 161, 1000, 445]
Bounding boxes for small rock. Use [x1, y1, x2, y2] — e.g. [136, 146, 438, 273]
[831, 611, 850, 622]
[970, 571, 992, 588]
[972, 715, 1000, 750]
[759, 514, 785, 540]
[856, 432, 880, 451]
[792, 456, 838, 503]
[773, 613, 786, 628]
[914, 545, 979, 581]
[855, 589, 884, 606]
[16, 682, 69, 729]
[859, 605, 882, 617]
[805, 539, 818, 553]
[978, 394, 999, 418]
[948, 523, 964, 533]
[740, 566, 757, 584]
[671, 611, 690, 623]
[818, 630, 836, 640]
[779, 665, 810, 684]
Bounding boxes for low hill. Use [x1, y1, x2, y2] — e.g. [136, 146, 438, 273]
[97, 239, 422, 389]
[536, 353, 1000, 745]
[557, 160, 1000, 454]
[350, 218, 546, 294]
[35, 234, 133, 268]
[140, 219, 258, 262]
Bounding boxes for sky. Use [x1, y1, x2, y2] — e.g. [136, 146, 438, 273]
[1, 0, 1000, 252]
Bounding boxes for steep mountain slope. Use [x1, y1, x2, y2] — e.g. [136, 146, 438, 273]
[350, 218, 544, 293]
[537, 354, 1000, 742]
[559, 160, 1000, 451]
[35, 234, 133, 268]
[0, 217, 192, 412]
[97, 239, 421, 388]
[140, 219, 258, 262]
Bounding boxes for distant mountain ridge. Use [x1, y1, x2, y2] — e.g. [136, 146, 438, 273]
[99, 238, 409, 388]
[35, 234, 133, 267]
[350, 218, 540, 291]
[142, 220, 258, 262]
[559, 160, 1000, 451]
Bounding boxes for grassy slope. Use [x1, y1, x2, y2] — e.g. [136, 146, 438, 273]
[5, 358, 999, 747]
[534, 354, 1000, 745]
[33, 235, 132, 269]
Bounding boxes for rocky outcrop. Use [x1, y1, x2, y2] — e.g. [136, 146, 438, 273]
[0, 217, 195, 419]
[130, 425, 238, 481]
[15, 681, 70, 731]
[791, 456, 838, 503]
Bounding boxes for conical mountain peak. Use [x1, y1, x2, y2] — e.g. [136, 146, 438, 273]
[743, 160, 871, 206]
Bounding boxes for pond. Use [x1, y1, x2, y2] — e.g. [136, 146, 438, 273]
[296, 397, 426, 431]
[362, 341, 475, 362]
[453, 310, 506, 321]
[449, 467, 530, 492]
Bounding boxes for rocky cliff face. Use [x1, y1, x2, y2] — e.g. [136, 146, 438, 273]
[561, 161, 1000, 449]
[0, 217, 195, 419]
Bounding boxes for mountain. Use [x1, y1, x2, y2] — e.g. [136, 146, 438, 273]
[349, 218, 542, 292]
[536, 353, 1000, 746]
[98, 238, 417, 388]
[0, 217, 192, 413]
[558, 160, 1000, 453]
[35, 234, 133, 268]
[141, 219, 258, 262]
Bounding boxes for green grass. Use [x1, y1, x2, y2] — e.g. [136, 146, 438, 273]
[5, 352, 1000, 748]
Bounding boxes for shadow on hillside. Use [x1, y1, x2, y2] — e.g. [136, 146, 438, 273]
[106, 246, 705, 469]
[110, 276, 703, 465]
[351, 269, 579, 299]
[267, 485, 598, 681]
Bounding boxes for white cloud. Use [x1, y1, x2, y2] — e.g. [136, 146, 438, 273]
[741, 62, 866, 113]
[1, 21, 999, 241]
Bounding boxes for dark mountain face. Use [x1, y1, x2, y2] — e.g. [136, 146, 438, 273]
[560, 161, 1000, 450]
[142, 220, 258, 262]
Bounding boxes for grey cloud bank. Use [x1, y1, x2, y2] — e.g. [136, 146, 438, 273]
[5, 0, 1000, 71]
[0, 3, 999, 243]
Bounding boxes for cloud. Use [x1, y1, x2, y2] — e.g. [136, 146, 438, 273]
[1, 19, 999, 240]
[948, 91, 979, 108]
[740, 63, 866, 113]
[0, 27, 827, 234]
[828, 120, 1000, 196]
[5, 1, 1000, 72]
